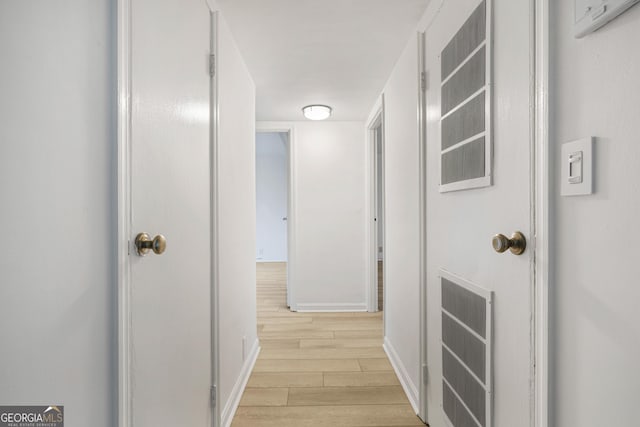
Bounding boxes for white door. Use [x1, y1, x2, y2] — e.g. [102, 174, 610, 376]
[424, 0, 534, 426]
[127, 0, 212, 425]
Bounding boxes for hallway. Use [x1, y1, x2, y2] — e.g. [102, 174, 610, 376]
[231, 263, 424, 426]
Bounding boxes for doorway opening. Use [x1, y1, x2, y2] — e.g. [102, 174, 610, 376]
[367, 101, 385, 314]
[255, 131, 290, 309]
[374, 123, 385, 311]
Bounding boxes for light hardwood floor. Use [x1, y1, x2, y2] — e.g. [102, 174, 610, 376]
[230, 262, 424, 427]
[378, 260, 384, 311]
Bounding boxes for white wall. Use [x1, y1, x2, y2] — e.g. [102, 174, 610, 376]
[376, 35, 422, 408]
[256, 132, 288, 262]
[215, 12, 259, 426]
[294, 121, 367, 310]
[550, 3, 640, 426]
[0, 1, 115, 425]
[259, 121, 367, 311]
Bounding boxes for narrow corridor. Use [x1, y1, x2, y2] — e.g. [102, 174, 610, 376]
[231, 263, 424, 426]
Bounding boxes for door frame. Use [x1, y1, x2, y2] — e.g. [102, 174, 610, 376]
[116, 0, 132, 424]
[365, 96, 386, 314]
[116, 1, 220, 426]
[533, 0, 550, 425]
[416, 0, 550, 425]
[416, 29, 428, 423]
[255, 123, 297, 311]
[209, 10, 221, 427]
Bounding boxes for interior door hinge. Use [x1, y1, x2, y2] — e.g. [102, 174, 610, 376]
[209, 54, 216, 77]
[422, 364, 428, 385]
[420, 71, 427, 92]
[210, 385, 217, 407]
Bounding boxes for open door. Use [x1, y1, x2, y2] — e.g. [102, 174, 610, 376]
[118, 0, 214, 425]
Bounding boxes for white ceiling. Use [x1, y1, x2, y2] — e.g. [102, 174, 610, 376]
[217, 0, 431, 121]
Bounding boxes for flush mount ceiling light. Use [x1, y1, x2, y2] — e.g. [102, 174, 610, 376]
[302, 104, 332, 121]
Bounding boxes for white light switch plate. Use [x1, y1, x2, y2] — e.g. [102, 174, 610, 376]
[561, 137, 594, 196]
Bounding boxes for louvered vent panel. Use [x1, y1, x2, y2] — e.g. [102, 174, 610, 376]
[439, 0, 491, 192]
[440, 270, 492, 427]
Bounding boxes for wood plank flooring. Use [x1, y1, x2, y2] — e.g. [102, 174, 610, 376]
[378, 260, 384, 311]
[230, 262, 424, 427]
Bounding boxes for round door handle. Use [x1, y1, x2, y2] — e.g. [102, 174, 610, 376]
[492, 231, 526, 255]
[135, 232, 167, 256]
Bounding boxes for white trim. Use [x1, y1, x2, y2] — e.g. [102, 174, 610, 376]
[439, 175, 492, 193]
[416, 29, 429, 424]
[295, 303, 368, 312]
[416, 3, 447, 423]
[209, 10, 221, 427]
[441, 131, 486, 155]
[255, 122, 297, 311]
[364, 96, 385, 313]
[485, 0, 494, 192]
[365, 96, 384, 130]
[533, 0, 550, 426]
[383, 337, 419, 414]
[116, 0, 132, 424]
[220, 340, 261, 427]
[439, 268, 493, 304]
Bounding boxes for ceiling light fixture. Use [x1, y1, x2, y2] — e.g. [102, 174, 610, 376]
[302, 104, 332, 121]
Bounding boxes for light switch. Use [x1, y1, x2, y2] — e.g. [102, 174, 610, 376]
[561, 137, 593, 196]
[568, 151, 583, 184]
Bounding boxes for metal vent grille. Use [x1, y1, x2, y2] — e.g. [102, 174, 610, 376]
[439, 0, 492, 192]
[440, 270, 492, 427]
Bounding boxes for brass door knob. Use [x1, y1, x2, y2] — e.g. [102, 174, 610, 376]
[492, 232, 526, 255]
[135, 232, 167, 256]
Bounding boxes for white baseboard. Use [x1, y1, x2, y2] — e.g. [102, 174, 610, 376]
[383, 337, 419, 414]
[220, 338, 260, 427]
[295, 302, 367, 312]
